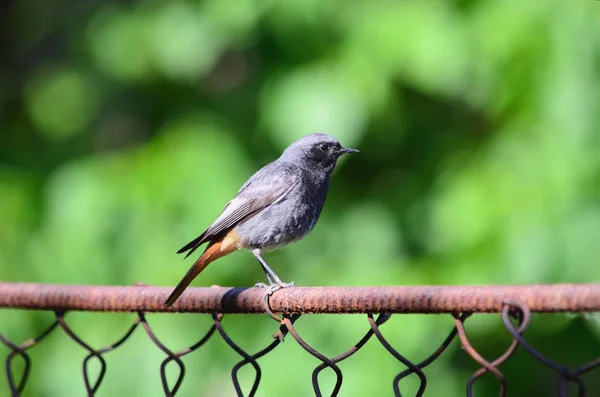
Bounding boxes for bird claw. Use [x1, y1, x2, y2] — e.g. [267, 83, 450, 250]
[253, 282, 268, 289]
[265, 280, 294, 297]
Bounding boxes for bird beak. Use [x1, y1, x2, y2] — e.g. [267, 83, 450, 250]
[339, 147, 360, 155]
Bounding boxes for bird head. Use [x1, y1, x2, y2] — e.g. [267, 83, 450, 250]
[280, 133, 359, 175]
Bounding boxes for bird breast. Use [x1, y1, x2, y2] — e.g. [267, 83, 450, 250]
[234, 180, 327, 251]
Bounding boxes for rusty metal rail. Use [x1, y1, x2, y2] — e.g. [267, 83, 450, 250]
[1, 283, 599, 313]
[1, 282, 600, 397]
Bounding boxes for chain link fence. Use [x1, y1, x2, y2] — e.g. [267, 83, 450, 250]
[1, 283, 599, 397]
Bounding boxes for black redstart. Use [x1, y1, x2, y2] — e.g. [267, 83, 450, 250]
[165, 133, 359, 306]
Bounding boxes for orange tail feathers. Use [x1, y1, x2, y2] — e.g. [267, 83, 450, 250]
[165, 231, 240, 306]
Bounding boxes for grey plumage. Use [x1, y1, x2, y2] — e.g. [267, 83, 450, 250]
[166, 133, 358, 306]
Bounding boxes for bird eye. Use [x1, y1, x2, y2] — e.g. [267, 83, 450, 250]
[319, 143, 330, 152]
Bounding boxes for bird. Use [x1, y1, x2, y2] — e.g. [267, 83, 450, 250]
[164, 133, 359, 306]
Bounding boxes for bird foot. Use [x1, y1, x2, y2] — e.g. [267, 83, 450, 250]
[265, 281, 294, 297]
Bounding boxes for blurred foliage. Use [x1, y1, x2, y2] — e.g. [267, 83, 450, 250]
[1, 0, 600, 396]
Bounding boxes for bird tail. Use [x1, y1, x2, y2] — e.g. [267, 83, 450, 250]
[165, 239, 236, 306]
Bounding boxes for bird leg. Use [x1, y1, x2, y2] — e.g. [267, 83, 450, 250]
[252, 249, 294, 322]
[252, 267, 273, 289]
[251, 249, 294, 289]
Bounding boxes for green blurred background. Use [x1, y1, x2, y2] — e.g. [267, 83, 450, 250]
[1, 0, 600, 396]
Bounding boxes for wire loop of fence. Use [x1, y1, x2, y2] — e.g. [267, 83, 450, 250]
[1, 282, 599, 397]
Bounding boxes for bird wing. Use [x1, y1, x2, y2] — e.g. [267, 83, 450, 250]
[177, 163, 300, 258]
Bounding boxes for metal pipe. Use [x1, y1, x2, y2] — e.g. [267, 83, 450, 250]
[1, 283, 599, 314]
